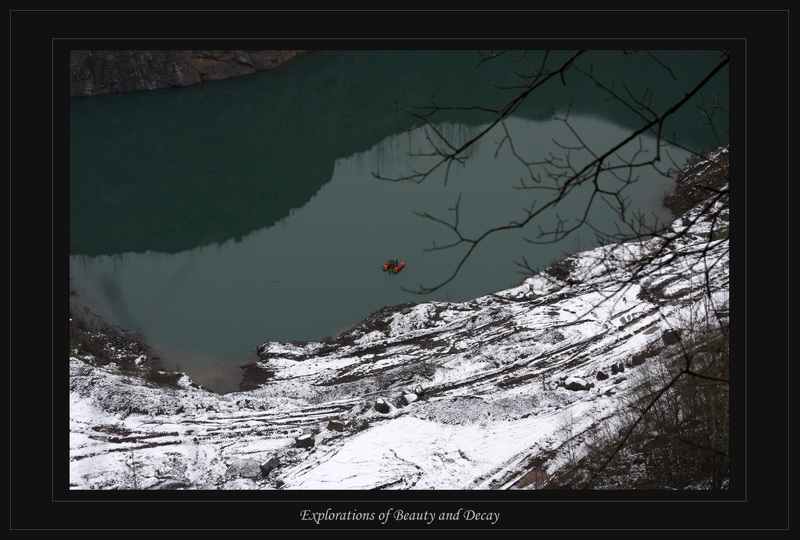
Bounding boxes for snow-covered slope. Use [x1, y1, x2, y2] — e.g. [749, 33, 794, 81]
[68, 148, 729, 491]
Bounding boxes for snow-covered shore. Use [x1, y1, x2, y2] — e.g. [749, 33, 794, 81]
[69, 148, 730, 493]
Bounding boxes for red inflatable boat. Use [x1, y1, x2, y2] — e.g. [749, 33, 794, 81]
[382, 259, 405, 273]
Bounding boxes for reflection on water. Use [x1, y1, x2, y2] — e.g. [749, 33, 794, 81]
[70, 114, 687, 392]
[70, 49, 729, 392]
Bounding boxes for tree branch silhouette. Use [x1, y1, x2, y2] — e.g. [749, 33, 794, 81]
[376, 50, 729, 296]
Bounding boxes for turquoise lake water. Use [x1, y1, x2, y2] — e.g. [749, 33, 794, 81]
[69, 49, 729, 392]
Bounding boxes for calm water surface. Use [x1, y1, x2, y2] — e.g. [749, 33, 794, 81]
[69, 50, 729, 392]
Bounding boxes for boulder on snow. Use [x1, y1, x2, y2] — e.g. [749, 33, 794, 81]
[327, 420, 345, 432]
[401, 392, 418, 406]
[296, 434, 315, 449]
[260, 456, 281, 476]
[596, 370, 608, 381]
[374, 398, 391, 414]
[563, 376, 592, 391]
[393, 392, 418, 408]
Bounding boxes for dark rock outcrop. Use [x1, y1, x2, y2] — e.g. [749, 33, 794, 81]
[69, 50, 303, 97]
[663, 148, 729, 218]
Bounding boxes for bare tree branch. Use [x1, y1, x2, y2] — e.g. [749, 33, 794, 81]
[379, 51, 729, 296]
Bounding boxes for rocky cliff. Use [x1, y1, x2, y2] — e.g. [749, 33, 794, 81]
[69, 50, 303, 97]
